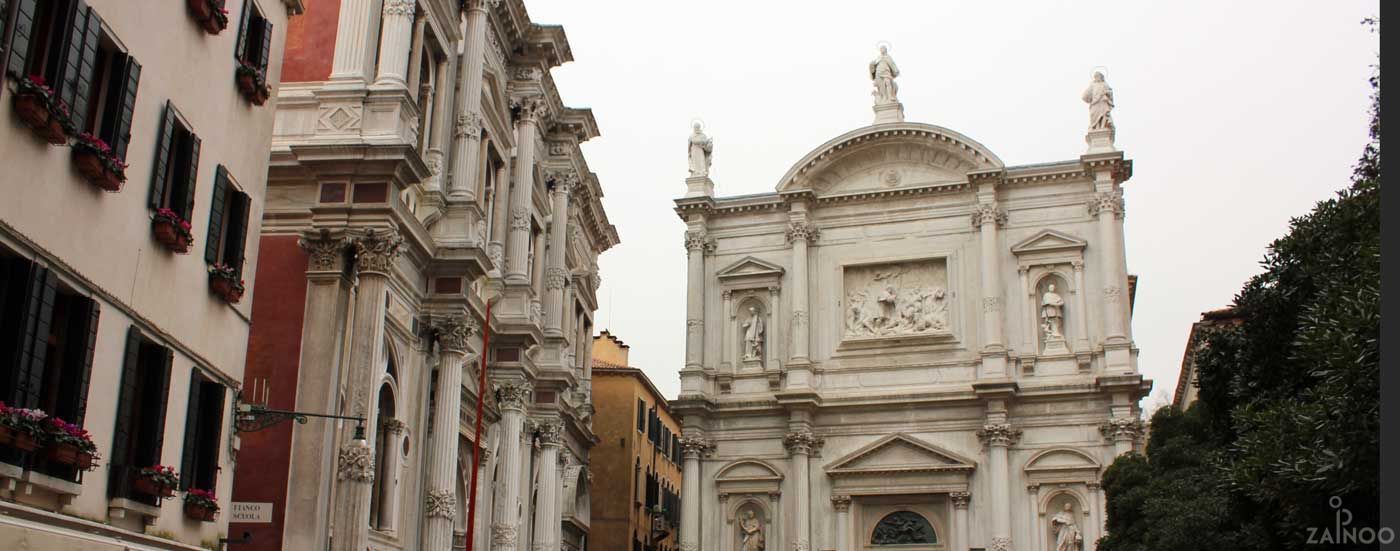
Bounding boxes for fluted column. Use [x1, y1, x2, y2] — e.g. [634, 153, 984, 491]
[977, 423, 1021, 551]
[330, 0, 380, 82]
[490, 383, 531, 551]
[473, 445, 495, 551]
[785, 220, 817, 388]
[544, 173, 575, 337]
[530, 421, 563, 551]
[506, 98, 546, 283]
[683, 229, 709, 370]
[973, 202, 1008, 356]
[950, 492, 970, 551]
[377, 419, 406, 531]
[830, 496, 851, 551]
[331, 228, 404, 551]
[678, 436, 715, 551]
[1088, 189, 1127, 343]
[488, 160, 512, 270]
[373, 0, 416, 86]
[784, 431, 823, 551]
[767, 286, 780, 373]
[423, 317, 479, 550]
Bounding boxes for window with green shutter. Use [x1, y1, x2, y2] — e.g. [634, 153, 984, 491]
[179, 370, 226, 492]
[148, 102, 200, 223]
[204, 166, 252, 273]
[108, 327, 172, 507]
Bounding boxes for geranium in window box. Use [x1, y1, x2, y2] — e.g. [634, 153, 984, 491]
[0, 402, 47, 453]
[12, 76, 71, 145]
[136, 465, 180, 498]
[183, 488, 219, 521]
[71, 133, 126, 192]
[152, 208, 194, 254]
[235, 61, 271, 106]
[188, 0, 228, 34]
[208, 263, 245, 304]
[41, 417, 99, 471]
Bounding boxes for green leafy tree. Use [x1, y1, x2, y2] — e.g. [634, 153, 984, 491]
[1101, 21, 1379, 551]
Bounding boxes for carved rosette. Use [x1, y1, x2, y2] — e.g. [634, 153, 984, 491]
[491, 523, 518, 548]
[785, 221, 820, 244]
[971, 202, 1008, 229]
[495, 382, 533, 412]
[977, 423, 1022, 447]
[831, 495, 852, 512]
[433, 316, 480, 354]
[1086, 190, 1125, 219]
[425, 489, 457, 519]
[783, 431, 825, 456]
[534, 420, 564, 445]
[336, 443, 375, 483]
[299, 230, 347, 272]
[678, 435, 716, 459]
[1099, 417, 1145, 442]
[545, 267, 569, 290]
[352, 228, 404, 276]
[455, 111, 484, 140]
[950, 491, 971, 509]
[989, 536, 1013, 551]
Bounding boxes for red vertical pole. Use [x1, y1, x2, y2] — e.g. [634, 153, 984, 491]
[464, 298, 491, 551]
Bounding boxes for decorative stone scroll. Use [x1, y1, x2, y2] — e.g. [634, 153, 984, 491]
[843, 259, 951, 339]
[433, 316, 479, 354]
[336, 443, 375, 482]
[977, 423, 1023, 447]
[425, 489, 457, 519]
[352, 228, 404, 275]
[782, 431, 824, 456]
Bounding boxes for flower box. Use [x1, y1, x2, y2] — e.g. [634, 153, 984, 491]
[71, 134, 127, 192]
[43, 442, 94, 470]
[72, 149, 106, 181]
[0, 403, 47, 453]
[0, 426, 40, 453]
[186, 0, 212, 19]
[151, 209, 193, 254]
[184, 502, 217, 522]
[188, 0, 229, 34]
[13, 93, 49, 129]
[134, 476, 176, 498]
[12, 76, 71, 145]
[235, 62, 270, 106]
[208, 264, 245, 304]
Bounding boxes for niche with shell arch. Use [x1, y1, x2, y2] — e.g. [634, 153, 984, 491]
[728, 498, 771, 551]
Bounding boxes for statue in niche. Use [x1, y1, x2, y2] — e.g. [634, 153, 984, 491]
[1041, 283, 1066, 341]
[740, 509, 765, 551]
[742, 306, 765, 361]
[1081, 71, 1115, 131]
[1050, 502, 1083, 551]
[869, 45, 900, 105]
[687, 122, 713, 178]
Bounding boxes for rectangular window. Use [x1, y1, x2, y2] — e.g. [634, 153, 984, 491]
[148, 101, 200, 222]
[204, 166, 251, 271]
[108, 327, 172, 507]
[0, 254, 100, 478]
[179, 370, 226, 492]
[636, 398, 644, 433]
[234, 0, 271, 74]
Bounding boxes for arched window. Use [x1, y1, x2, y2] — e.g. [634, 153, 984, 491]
[871, 511, 937, 545]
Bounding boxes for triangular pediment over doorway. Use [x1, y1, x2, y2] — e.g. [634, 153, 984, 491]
[1011, 229, 1087, 256]
[716, 256, 785, 281]
[824, 433, 976, 477]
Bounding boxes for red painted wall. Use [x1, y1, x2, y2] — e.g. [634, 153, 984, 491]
[230, 235, 308, 551]
[281, 0, 341, 83]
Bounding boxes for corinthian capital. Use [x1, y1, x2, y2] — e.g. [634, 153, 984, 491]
[432, 315, 480, 354]
[971, 201, 1008, 229]
[495, 382, 533, 411]
[1086, 189, 1125, 219]
[684, 229, 708, 252]
[546, 171, 579, 195]
[1099, 416, 1145, 442]
[298, 229, 348, 273]
[785, 221, 819, 244]
[783, 430, 824, 456]
[976, 423, 1022, 447]
[352, 228, 404, 275]
[950, 491, 971, 509]
[513, 96, 548, 123]
[678, 435, 716, 459]
[534, 420, 564, 445]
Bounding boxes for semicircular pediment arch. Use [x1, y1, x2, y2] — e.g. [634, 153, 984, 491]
[776, 123, 1004, 196]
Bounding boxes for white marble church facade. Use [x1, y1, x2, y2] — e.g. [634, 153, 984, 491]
[673, 53, 1150, 551]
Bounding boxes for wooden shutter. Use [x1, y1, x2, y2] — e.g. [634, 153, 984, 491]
[203, 383, 226, 488]
[65, 4, 101, 131]
[148, 347, 173, 466]
[0, 0, 10, 75]
[108, 326, 143, 498]
[204, 167, 229, 265]
[4, 0, 37, 78]
[257, 19, 273, 72]
[14, 267, 56, 409]
[233, 0, 252, 62]
[230, 193, 250, 272]
[72, 298, 99, 426]
[148, 102, 176, 210]
[110, 57, 140, 161]
[182, 133, 201, 221]
[57, 1, 92, 120]
[179, 371, 204, 490]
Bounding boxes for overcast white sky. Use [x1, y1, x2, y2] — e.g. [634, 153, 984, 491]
[527, 0, 1379, 405]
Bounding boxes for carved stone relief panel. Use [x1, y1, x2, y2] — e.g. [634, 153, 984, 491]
[842, 258, 952, 342]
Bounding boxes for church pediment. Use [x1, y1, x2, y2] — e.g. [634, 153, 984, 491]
[824, 434, 976, 477]
[1011, 229, 1088, 256]
[717, 256, 785, 281]
[776, 123, 1003, 196]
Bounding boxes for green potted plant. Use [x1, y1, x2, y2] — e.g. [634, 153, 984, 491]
[0, 402, 47, 453]
[208, 263, 245, 304]
[41, 417, 98, 471]
[136, 465, 180, 498]
[12, 76, 71, 144]
[184, 488, 219, 521]
[151, 208, 194, 253]
[187, 0, 228, 34]
[71, 133, 126, 191]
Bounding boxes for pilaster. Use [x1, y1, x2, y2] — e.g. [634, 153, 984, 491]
[784, 215, 818, 388]
[783, 430, 823, 551]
